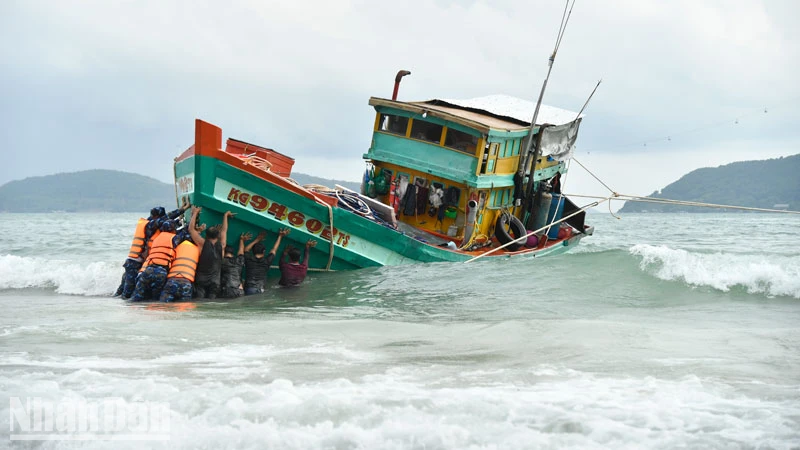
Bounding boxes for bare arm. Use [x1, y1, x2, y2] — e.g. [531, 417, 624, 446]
[237, 232, 251, 256]
[270, 228, 290, 256]
[303, 239, 317, 266]
[244, 231, 266, 253]
[188, 206, 205, 248]
[220, 211, 234, 250]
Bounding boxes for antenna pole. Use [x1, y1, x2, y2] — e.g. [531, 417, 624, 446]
[519, 0, 576, 175]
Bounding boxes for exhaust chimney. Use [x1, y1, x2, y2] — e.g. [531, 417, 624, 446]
[392, 70, 411, 101]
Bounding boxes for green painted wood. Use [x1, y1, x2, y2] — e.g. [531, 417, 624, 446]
[487, 128, 536, 138]
[533, 162, 567, 182]
[174, 154, 588, 271]
[366, 133, 477, 182]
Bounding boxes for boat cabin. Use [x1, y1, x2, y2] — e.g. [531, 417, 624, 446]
[363, 94, 580, 248]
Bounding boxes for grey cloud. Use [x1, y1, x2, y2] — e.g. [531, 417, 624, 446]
[1, 0, 797, 197]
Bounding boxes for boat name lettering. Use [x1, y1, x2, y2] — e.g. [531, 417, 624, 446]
[176, 175, 194, 194]
[225, 187, 351, 247]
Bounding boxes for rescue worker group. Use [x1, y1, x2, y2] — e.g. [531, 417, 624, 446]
[114, 200, 318, 302]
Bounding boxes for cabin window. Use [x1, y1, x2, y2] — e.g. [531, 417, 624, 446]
[379, 114, 410, 135]
[479, 142, 500, 174]
[511, 139, 520, 156]
[479, 143, 489, 174]
[444, 128, 479, 154]
[410, 119, 444, 144]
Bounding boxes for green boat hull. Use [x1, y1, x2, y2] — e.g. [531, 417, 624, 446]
[173, 154, 588, 272]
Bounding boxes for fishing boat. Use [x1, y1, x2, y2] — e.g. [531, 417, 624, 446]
[173, 75, 594, 271]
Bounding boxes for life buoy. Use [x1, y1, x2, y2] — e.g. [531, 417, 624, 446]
[494, 213, 526, 251]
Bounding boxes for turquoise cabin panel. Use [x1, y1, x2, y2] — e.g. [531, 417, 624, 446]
[366, 133, 477, 183]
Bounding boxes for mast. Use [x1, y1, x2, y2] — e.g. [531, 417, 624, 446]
[518, 0, 575, 220]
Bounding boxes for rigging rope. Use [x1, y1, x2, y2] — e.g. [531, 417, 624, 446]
[564, 193, 800, 215]
[324, 201, 334, 271]
[464, 195, 615, 264]
[568, 156, 799, 215]
[571, 157, 616, 195]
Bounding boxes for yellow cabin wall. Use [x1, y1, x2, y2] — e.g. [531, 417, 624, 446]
[371, 162, 470, 240]
[369, 111, 568, 246]
[494, 156, 518, 174]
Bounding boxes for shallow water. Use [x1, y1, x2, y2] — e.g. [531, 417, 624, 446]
[1, 213, 799, 449]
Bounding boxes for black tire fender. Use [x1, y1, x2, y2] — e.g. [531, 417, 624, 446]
[495, 213, 526, 251]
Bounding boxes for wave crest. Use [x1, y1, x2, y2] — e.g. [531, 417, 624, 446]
[0, 254, 118, 296]
[630, 244, 800, 298]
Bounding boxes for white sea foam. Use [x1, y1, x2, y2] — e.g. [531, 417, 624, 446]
[630, 244, 800, 298]
[0, 254, 118, 296]
[1, 362, 798, 449]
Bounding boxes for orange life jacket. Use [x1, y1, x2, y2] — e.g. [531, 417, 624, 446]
[167, 240, 200, 282]
[147, 229, 161, 252]
[144, 232, 176, 268]
[127, 218, 148, 260]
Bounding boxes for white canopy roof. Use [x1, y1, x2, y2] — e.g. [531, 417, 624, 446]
[433, 94, 580, 127]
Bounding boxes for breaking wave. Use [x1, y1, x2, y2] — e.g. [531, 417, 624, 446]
[1, 357, 798, 449]
[0, 254, 118, 296]
[630, 244, 800, 299]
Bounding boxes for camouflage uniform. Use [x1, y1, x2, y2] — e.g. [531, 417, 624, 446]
[159, 278, 193, 303]
[116, 259, 143, 299]
[131, 265, 168, 301]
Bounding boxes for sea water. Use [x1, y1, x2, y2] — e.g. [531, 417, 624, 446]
[0, 213, 798, 449]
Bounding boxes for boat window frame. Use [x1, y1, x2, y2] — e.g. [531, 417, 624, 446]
[377, 113, 411, 136]
[443, 126, 479, 155]
[409, 119, 445, 145]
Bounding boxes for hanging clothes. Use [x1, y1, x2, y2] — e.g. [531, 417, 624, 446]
[401, 185, 417, 216]
[416, 185, 429, 215]
[445, 187, 460, 207]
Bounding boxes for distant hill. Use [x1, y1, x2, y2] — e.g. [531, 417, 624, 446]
[0, 170, 175, 213]
[0, 170, 361, 213]
[618, 154, 800, 213]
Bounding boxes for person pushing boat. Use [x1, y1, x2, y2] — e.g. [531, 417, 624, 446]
[188, 207, 231, 299]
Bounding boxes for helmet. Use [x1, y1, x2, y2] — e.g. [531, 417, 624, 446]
[150, 206, 166, 218]
[160, 220, 176, 232]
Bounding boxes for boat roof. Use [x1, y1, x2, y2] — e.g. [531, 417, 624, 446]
[420, 95, 580, 127]
[370, 94, 580, 133]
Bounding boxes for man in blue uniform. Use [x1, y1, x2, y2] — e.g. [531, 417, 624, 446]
[114, 202, 187, 299]
[131, 220, 178, 301]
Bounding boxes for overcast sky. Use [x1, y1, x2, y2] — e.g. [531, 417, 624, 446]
[1, 0, 798, 206]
